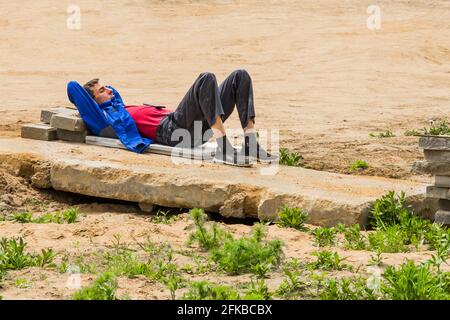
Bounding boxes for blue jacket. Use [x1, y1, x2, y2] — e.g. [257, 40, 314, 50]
[67, 81, 151, 153]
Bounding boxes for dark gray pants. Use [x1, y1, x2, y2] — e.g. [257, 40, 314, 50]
[156, 69, 256, 147]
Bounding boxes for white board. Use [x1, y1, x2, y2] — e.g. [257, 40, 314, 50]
[85, 136, 216, 160]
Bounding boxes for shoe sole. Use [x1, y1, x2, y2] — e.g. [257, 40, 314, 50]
[248, 156, 279, 164]
[212, 158, 253, 167]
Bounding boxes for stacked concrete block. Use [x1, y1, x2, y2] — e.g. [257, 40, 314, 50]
[21, 123, 57, 141]
[413, 135, 450, 225]
[21, 107, 87, 143]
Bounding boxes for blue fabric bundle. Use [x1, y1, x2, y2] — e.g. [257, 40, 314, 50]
[67, 81, 151, 153]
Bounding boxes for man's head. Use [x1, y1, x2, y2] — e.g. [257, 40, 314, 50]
[83, 78, 114, 104]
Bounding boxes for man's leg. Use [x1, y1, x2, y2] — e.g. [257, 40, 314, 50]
[156, 72, 224, 147]
[219, 69, 256, 130]
[156, 72, 250, 166]
[218, 69, 278, 163]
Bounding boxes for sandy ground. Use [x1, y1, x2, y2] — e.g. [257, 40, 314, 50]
[0, 168, 446, 300]
[0, 0, 449, 178]
[0, 0, 449, 299]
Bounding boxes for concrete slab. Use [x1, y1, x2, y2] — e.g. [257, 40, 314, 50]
[0, 138, 432, 227]
[419, 136, 450, 150]
[424, 150, 450, 162]
[426, 185, 449, 199]
[435, 175, 450, 188]
[21, 124, 57, 141]
[435, 210, 450, 226]
[412, 160, 450, 175]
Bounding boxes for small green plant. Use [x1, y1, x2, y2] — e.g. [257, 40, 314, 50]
[311, 227, 337, 247]
[188, 208, 230, 250]
[182, 281, 240, 300]
[368, 250, 384, 266]
[244, 279, 272, 300]
[423, 120, 450, 136]
[404, 129, 421, 136]
[279, 148, 303, 167]
[367, 225, 409, 253]
[349, 159, 369, 172]
[369, 130, 395, 138]
[35, 248, 56, 268]
[14, 278, 32, 289]
[340, 224, 367, 250]
[11, 212, 33, 223]
[251, 262, 272, 278]
[72, 272, 118, 300]
[382, 260, 450, 300]
[276, 206, 309, 231]
[210, 224, 283, 275]
[275, 267, 304, 299]
[62, 208, 79, 223]
[309, 251, 347, 271]
[369, 191, 409, 230]
[152, 209, 180, 224]
[9, 208, 79, 224]
[320, 277, 378, 300]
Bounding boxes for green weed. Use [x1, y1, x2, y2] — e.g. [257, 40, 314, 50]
[309, 251, 348, 271]
[0, 237, 54, 270]
[183, 281, 240, 300]
[275, 267, 305, 299]
[14, 278, 32, 289]
[188, 208, 231, 250]
[339, 224, 367, 250]
[72, 272, 118, 300]
[382, 260, 450, 300]
[311, 227, 337, 247]
[8, 208, 79, 224]
[11, 212, 33, 223]
[244, 279, 272, 300]
[423, 121, 450, 136]
[152, 209, 180, 224]
[279, 148, 303, 167]
[276, 206, 309, 231]
[320, 277, 378, 300]
[404, 129, 421, 136]
[349, 159, 369, 172]
[210, 224, 283, 275]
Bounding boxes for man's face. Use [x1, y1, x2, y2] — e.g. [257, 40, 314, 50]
[92, 82, 114, 104]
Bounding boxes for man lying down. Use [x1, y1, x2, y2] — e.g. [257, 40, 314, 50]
[82, 69, 278, 166]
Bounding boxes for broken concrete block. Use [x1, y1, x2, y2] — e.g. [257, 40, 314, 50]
[435, 176, 450, 188]
[412, 160, 450, 176]
[21, 123, 57, 141]
[419, 136, 450, 150]
[57, 129, 87, 143]
[50, 114, 86, 132]
[426, 185, 450, 199]
[40, 107, 80, 124]
[434, 210, 450, 225]
[423, 150, 450, 162]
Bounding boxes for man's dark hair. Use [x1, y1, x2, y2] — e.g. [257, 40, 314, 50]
[83, 78, 99, 99]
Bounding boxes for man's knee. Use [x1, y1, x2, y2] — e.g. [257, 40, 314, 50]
[199, 72, 217, 82]
[234, 69, 250, 78]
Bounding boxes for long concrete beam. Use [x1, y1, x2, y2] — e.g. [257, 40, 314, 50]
[0, 138, 435, 226]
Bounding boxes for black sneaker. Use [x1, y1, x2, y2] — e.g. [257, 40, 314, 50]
[240, 133, 279, 164]
[213, 149, 252, 167]
[213, 135, 252, 167]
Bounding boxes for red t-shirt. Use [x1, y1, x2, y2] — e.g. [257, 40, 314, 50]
[125, 105, 173, 141]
